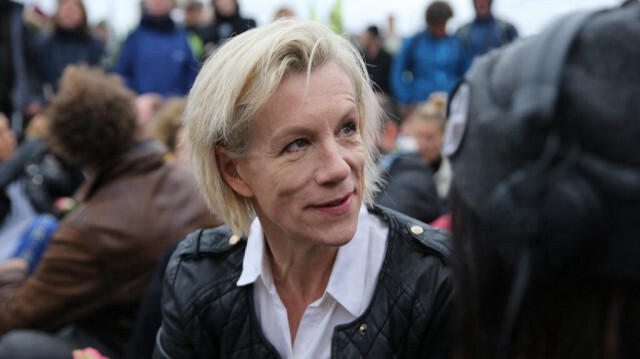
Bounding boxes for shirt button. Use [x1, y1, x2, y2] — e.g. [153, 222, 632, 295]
[410, 225, 424, 235]
[229, 235, 240, 245]
[359, 323, 367, 335]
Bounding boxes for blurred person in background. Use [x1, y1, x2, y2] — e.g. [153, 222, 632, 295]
[383, 14, 402, 55]
[411, 92, 452, 209]
[0, 0, 41, 136]
[456, 0, 518, 60]
[200, 0, 256, 55]
[360, 25, 393, 95]
[181, 0, 206, 60]
[135, 92, 165, 141]
[273, 6, 295, 21]
[375, 95, 441, 223]
[154, 18, 454, 358]
[34, 0, 105, 98]
[448, 5, 640, 359]
[390, 1, 469, 114]
[0, 110, 83, 265]
[115, 0, 198, 96]
[150, 97, 190, 164]
[0, 113, 16, 164]
[182, 0, 205, 33]
[0, 65, 216, 358]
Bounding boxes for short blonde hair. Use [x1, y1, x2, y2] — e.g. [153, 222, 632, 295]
[151, 97, 186, 152]
[185, 18, 383, 236]
[413, 92, 448, 132]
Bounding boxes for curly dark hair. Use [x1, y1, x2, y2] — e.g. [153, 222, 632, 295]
[425, 1, 453, 26]
[47, 65, 138, 167]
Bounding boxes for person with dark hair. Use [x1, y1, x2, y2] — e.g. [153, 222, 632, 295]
[359, 25, 393, 94]
[456, 0, 518, 59]
[390, 0, 469, 109]
[200, 0, 256, 55]
[447, 5, 640, 359]
[0, 65, 218, 358]
[34, 0, 104, 96]
[115, 0, 199, 96]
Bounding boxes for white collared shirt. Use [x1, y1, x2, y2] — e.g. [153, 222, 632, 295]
[237, 205, 389, 359]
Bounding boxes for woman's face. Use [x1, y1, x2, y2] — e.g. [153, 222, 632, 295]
[413, 119, 443, 164]
[56, 0, 84, 30]
[0, 116, 16, 162]
[224, 62, 365, 247]
[214, 0, 237, 17]
[145, 0, 173, 17]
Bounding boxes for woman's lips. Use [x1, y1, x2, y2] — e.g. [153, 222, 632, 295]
[309, 193, 353, 215]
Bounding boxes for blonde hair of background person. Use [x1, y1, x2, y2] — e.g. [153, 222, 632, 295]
[412, 92, 447, 164]
[150, 97, 186, 154]
[185, 18, 383, 237]
[411, 92, 452, 199]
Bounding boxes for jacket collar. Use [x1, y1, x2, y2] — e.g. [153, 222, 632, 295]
[75, 140, 167, 202]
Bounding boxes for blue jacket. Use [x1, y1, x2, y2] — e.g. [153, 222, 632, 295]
[390, 31, 470, 104]
[456, 16, 518, 58]
[115, 16, 198, 96]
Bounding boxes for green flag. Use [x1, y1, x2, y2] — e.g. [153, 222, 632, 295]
[309, 3, 319, 21]
[329, 0, 343, 33]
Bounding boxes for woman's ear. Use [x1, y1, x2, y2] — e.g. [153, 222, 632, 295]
[216, 147, 254, 198]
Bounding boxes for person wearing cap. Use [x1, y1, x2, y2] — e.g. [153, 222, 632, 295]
[456, 0, 518, 59]
[447, 5, 640, 358]
[390, 1, 470, 110]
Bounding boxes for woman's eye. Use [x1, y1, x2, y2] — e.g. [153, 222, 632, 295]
[284, 138, 309, 153]
[340, 121, 358, 136]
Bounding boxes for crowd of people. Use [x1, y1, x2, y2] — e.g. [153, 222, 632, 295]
[0, 0, 638, 358]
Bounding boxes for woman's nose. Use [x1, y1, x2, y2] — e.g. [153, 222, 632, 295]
[314, 139, 351, 185]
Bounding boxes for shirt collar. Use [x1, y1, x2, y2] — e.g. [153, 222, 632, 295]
[324, 204, 370, 316]
[236, 205, 371, 317]
[237, 217, 268, 287]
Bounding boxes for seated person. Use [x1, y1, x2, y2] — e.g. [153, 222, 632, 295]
[375, 95, 441, 223]
[411, 92, 452, 208]
[447, 5, 640, 358]
[0, 65, 218, 358]
[149, 97, 189, 164]
[0, 113, 83, 264]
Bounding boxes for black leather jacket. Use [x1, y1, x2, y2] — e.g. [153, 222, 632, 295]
[154, 206, 454, 359]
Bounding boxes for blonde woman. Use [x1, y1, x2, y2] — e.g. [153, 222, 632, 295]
[154, 19, 454, 358]
[412, 92, 452, 204]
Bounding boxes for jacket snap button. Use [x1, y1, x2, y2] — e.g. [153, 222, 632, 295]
[229, 235, 240, 245]
[410, 225, 424, 235]
[359, 323, 367, 335]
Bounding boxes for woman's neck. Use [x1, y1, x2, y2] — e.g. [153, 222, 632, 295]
[264, 234, 338, 343]
[265, 235, 337, 300]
